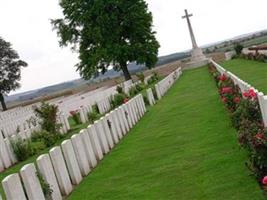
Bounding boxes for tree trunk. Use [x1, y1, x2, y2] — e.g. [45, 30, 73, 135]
[0, 93, 7, 111]
[121, 63, 132, 81]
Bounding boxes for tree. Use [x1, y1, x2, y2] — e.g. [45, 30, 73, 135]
[0, 37, 27, 111]
[51, 0, 160, 81]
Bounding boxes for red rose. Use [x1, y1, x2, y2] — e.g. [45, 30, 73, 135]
[262, 176, 267, 185]
[233, 97, 240, 104]
[69, 111, 76, 116]
[243, 89, 257, 99]
[243, 91, 249, 98]
[221, 97, 228, 103]
[255, 133, 264, 140]
[248, 89, 257, 98]
[221, 87, 232, 94]
[219, 74, 227, 81]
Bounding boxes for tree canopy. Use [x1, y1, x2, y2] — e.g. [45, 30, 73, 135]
[52, 0, 160, 80]
[0, 37, 27, 110]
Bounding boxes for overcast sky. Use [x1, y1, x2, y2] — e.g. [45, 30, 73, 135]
[0, 0, 266, 94]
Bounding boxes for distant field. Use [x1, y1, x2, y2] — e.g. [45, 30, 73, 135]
[221, 58, 267, 94]
[215, 35, 267, 52]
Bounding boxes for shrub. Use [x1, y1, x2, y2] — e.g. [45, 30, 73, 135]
[92, 104, 100, 114]
[209, 63, 267, 182]
[136, 72, 145, 83]
[247, 53, 255, 60]
[35, 102, 61, 133]
[42, 131, 62, 147]
[111, 93, 127, 108]
[148, 72, 160, 84]
[152, 71, 160, 81]
[31, 130, 62, 148]
[129, 86, 139, 97]
[143, 95, 149, 106]
[135, 83, 145, 92]
[31, 131, 45, 142]
[70, 110, 82, 125]
[234, 43, 243, 55]
[116, 85, 123, 94]
[37, 171, 53, 199]
[239, 53, 247, 59]
[11, 138, 34, 161]
[88, 111, 99, 124]
[255, 53, 266, 62]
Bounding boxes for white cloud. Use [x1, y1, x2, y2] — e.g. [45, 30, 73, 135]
[0, 0, 266, 94]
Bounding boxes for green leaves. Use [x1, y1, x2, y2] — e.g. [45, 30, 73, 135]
[52, 0, 160, 80]
[0, 37, 27, 94]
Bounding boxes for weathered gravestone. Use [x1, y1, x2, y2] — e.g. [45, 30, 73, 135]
[71, 134, 91, 176]
[36, 154, 62, 200]
[87, 125, 103, 161]
[80, 129, 98, 168]
[61, 139, 83, 185]
[49, 147, 73, 196]
[20, 163, 45, 200]
[2, 173, 27, 200]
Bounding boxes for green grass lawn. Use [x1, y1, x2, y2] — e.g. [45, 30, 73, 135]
[221, 58, 267, 94]
[68, 66, 265, 200]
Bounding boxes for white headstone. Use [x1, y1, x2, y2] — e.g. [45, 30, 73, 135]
[2, 173, 27, 200]
[155, 84, 161, 100]
[120, 105, 130, 132]
[125, 103, 134, 128]
[105, 113, 119, 144]
[79, 108, 87, 124]
[100, 117, 114, 149]
[61, 140, 83, 185]
[0, 134, 12, 169]
[49, 147, 73, 196]
[94, 120, 109, 154]
[87, 125, 103, 161]
[115, 109, 127, 135]
[71, 134, 91, 176]
[20, 163, 45, 200]
[147, 88, 155, 106]
[111, 110, 123, 139]
[128, 100, 137, 125]
[80, 129, 98, 168]
[36, 154, 62, 200]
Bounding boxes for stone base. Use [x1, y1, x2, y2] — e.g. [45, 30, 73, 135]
[182, 47, 209, 70]
[191, 47, 207, 61]
[183, 59, 209, 70]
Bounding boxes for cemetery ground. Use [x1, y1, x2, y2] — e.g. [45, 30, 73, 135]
[68, 67, 265, 199]
[0, 78, 160, 199]
[222, 58, 267, 93]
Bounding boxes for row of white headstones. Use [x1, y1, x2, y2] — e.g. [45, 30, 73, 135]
[0, 85, 117, 138]
[0, 79, 138, 173]
[1, 67, 182, 200]
[210, 59, 267, 128]
[0, 73, 154, 139]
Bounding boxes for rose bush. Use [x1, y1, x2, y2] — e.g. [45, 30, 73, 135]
[209, 64, 267, 186]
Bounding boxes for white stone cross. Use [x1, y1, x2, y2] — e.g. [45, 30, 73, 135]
[182, 9, 198, 49]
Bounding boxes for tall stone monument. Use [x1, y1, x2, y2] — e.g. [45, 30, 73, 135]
[182, 9, 208, 69]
